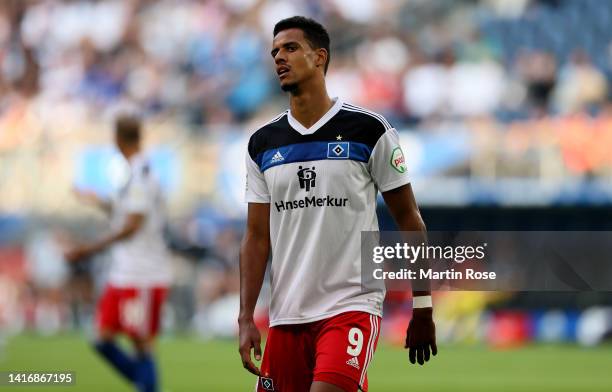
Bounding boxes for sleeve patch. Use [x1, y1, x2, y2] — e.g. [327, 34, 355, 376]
[390, 147, 407, 173]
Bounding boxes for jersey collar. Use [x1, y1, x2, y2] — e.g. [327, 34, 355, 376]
[126, 152, 146, 167]
[287, 97, 343, 135]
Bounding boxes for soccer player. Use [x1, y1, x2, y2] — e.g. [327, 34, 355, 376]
[65, 115, 171, 392]
[239, 16, 437, 392]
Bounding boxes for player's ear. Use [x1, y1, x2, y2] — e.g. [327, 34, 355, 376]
[315, 48, 328, 71]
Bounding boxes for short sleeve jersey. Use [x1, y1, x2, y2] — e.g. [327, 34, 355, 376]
[246, 98, 410, 326]
[107, 154, 172, 287]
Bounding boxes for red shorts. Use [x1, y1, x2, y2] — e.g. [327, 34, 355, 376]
[257, 311, 381, 392]
[96, 285, 168, 339]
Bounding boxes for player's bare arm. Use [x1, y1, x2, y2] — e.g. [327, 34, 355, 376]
[72, 188, 112, 215]
[382, 183, 437, 365]
[65, 213, 144, 262]
[72, 187, 112, 215]
[238, 202, 271, 376]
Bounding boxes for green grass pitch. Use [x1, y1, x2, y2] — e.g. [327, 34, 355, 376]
[1, 334, 611, 391]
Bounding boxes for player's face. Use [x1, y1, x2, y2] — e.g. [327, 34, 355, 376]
[271, 28, 323, 92]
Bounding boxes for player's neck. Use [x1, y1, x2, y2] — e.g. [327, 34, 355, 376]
[122, 147, 141, 162]
[289, 84, 333, 129]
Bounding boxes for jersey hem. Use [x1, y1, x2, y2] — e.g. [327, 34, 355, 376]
[378, 177, 411, 193]
[269, 306, 383, 327]
[245, 195, 271, 203]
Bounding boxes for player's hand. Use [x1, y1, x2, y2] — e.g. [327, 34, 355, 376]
[238, 318, 262, 376]
[405, 307, 437, 365]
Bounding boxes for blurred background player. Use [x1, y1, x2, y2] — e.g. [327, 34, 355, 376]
[65, 115, 171, 392]
[239, 16, 435, 392]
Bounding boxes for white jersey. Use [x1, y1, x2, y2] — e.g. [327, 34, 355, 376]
[107, 154, 171, 287]
[245, 98, 410, 327]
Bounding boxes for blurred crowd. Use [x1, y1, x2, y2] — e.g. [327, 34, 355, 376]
[0, 0, 611, 188]
[1, 0, 611, 134]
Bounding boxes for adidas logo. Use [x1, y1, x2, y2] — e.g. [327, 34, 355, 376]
[271, 151, 284, 163]
[346, 356, 360, 370]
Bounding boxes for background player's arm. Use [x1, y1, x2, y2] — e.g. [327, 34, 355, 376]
[65, 213, 144, 262]
[238, 202, 270, 376]
[73, 187, 112, 215]
[382, 183, 437, 365]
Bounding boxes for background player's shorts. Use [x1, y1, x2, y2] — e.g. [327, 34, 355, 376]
[257, 311, 380, 392]
[96, 285, 167, 339]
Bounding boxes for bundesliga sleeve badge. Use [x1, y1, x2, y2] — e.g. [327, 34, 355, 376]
[390, 147, 407, 173]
